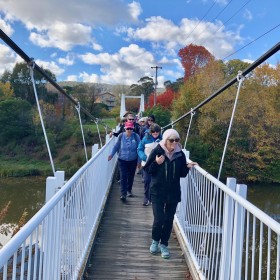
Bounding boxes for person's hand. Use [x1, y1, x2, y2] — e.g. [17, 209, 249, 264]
[109, 132, 113, 138]
[187, 162, 198, 169]
[137, 163, 141, 170]
[108, 155, 113, 161]
[156, 155, 165, 165]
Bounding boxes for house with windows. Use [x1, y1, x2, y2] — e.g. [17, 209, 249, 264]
[95, 92, 116, 111]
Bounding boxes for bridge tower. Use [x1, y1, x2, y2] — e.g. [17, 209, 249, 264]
[120, 94, 145, 118]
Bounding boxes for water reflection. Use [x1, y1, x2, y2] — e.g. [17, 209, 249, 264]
[247, 183, 280, 223]
[0, 176, 45, 223]
[0, 176, 46, 247]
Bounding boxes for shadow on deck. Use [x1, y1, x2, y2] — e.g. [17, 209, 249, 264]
[83, 170, 192, 280]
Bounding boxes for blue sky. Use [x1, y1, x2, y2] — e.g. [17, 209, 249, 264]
[0, 0, 279, 87]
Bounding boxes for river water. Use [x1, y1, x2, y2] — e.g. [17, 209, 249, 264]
[0, 177, 279, 246]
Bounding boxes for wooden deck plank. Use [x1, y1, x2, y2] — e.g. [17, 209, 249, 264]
[83, 171, 192, 280]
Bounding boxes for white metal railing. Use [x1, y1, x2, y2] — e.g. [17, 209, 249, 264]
[0, 137, 117, 280]
[175, 152, 280, 280]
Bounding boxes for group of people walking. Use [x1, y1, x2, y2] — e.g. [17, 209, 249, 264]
[108, 112, 197, 259]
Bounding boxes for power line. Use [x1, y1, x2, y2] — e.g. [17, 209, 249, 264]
[184, 0, 218, 42]
[161, 41, 280, 130]
[222, 23, 280, 60]
[190, 0, 234, 45]
[215, 0, 252, 33]
[151, 66, 162, 106]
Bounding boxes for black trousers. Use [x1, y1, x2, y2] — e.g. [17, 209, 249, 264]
[118, 158, 138, 196]
[151, 201, 178, 246]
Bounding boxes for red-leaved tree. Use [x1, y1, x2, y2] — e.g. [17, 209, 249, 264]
[178, 44, 214, 81]
[148, 88, 177, 109]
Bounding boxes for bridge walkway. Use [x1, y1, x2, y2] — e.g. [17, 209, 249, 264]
[83, 170, 192, 279]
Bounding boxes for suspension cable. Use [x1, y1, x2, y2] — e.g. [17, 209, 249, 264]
[218, 71, 245, 180]
[184, 109, 195, 149]
[28, 61, 56, 176]
[95, 120, 103, 148]
[161, 41, 280, 130]
[0, 29, 112, 132]
[75, 102, 88, 162]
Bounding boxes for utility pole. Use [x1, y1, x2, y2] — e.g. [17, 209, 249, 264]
[151, 65, 162, 106]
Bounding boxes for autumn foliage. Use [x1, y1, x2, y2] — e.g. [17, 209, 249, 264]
[178, 44, 214, 81]
[148, 88, 177, 109]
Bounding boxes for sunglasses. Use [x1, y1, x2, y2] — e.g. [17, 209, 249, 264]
[151, 130, 160, 133]
[167, 138, 180, 143]
[128, 118, 134, 121]
[126, 128, 133, 130]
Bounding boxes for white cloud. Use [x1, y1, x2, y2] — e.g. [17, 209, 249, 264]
[66, 75, 78, 81]
[0, 17, 14, 36]
[243, 9, 253, 21]
[122, 16, 241, 59]
[0, 0, 139, 51]
[92, 42, 103, 51]
[0, 44, 22, 75]
[79, 44, 156, 84]
[29, 23, 92, 51]
[0, 0, 136, 28]
[58, 54, 75, 66]
[79, 72, 100, 83]
[35, 59, 64, 76]
[128, 1, 142, 21]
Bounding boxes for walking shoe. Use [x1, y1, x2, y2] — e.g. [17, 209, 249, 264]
[143, 199, 149, 206]
[120, 195, 126, 201]
[160, 244, 170, 259]
[127, 191, 133, 197]
[150, 240, 160, 254]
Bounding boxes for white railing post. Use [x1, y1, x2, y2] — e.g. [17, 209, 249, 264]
[230, 184, 247, 280]
[219, 177, 236, 280]
[46, 171, 65, 202]
[105, 134, 110, 143]
[91, 144, 99, 157]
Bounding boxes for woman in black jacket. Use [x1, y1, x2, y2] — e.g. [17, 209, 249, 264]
[144, 128, 197, 259]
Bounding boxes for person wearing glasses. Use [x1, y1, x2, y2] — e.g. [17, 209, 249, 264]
[140, 114, 156, 139]
[108, 121, 141, 201]
[110, 113, 140, 137]
[144, 128, 198, 259]
[137, 123, 162, 206]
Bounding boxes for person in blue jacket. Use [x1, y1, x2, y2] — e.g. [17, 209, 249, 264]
[137, 123, 162, 206]
[108, 121, 141, 201]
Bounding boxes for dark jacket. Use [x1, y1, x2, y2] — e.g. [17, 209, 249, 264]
[144, 144, 189, 203]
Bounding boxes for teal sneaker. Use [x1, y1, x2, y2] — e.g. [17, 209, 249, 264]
[160, 244, 170, 259]
[150, 240, 160, 254]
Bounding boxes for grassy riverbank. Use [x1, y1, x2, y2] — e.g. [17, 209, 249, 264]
[0, 118, 117, 178]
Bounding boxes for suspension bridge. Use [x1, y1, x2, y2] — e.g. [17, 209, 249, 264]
[0, 29, 280, 280]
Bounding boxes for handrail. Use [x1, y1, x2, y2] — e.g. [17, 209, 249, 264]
[0, 137, 117, 272]
[190, 163, 280, 234]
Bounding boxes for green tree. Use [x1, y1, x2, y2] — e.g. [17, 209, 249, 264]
[222, 59, 251, 80]
[71, 84, 97, 120]
[0, 98, 34, 144]
[144, 105, 171, 127]
[9, 62, 56, 104]
[164, 78, 184, 92]
[0, 70, 12, 83]
[130, 76, 154, 106]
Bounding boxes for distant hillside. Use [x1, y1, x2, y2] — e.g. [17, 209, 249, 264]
[47, 81, 165, 96]
[55, 81, 131, 96]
